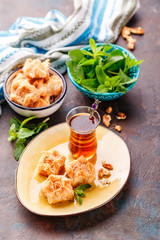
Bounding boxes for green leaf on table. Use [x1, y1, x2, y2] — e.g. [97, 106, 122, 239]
[9, 116, 21, 131]
[35, 122, 48, 134]
[17, 128, 35, 139]
[69, 49, 84, 61]
[8, 124, 17, 141]
[24, 123, 37, 130]
[20, 116, 38, 129]
[14, 138, 26, 161]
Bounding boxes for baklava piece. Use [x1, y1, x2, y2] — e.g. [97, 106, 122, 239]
[23, 58, 50, 79]
[47, 74, 63, 97]
[41, 175, 74, 204]
[10, 73, 39, 108]
[38, 150, 66, 177]
[65, 155, 95, 187]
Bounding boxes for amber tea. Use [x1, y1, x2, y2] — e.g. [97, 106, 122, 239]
[66, 107, 101, 159]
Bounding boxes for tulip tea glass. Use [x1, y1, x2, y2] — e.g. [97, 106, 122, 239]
[66, 106, 101, 159]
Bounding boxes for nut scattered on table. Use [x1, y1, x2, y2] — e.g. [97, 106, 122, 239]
[102, 161, 113, 170]
[115, 125, 122, 132]
[106, 106, 113, 114]
[116, 112, 126, 120]
[102, 114, 111, 127]
[121, 26, 144, 50]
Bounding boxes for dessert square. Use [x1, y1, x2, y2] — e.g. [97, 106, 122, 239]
[41, 175, 74, 204]
[65, 155, 95, 187]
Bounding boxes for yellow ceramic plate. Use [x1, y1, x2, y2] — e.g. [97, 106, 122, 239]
[16, 123, 130, 216]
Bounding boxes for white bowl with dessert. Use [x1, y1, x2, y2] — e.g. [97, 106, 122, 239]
[3, 58, 67, 118]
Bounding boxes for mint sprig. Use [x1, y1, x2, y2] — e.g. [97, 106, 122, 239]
[8, 116, 49, 160]
[74, 184, 92, 204]
[66, 38, 144, 94]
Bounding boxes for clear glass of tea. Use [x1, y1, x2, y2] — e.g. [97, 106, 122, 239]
[66, 106, 101, 159]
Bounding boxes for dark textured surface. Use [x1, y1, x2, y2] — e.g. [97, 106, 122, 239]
[0, 1, 160, 240]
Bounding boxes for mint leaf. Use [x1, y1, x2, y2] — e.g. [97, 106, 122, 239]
[67, 60, 84, 81]
[9, 116, 21, 131]
[69, 49, 84, 61]
[36, 122, 48, 134]
[103, 56, 124, 71]
[81, 49, 94, 57]
[17, 128, 35, 139]
[97, 85, 109, 93]
[78, 59, 95, 66]
[20, 116, 37, 129]
[8, 124, 17, 141]
[96, 66, 110, 85]
[14, 138, 26, 161]
[74, 189, 86, 196]
[74, 183, 92, 191]
[124, 54, 144, 73]
[74, 192, 82, 204]
[89, 38, 96, 54]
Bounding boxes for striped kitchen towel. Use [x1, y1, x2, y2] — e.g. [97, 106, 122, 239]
[0, 0, 140, 103]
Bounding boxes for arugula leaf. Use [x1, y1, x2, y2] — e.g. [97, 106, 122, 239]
[20, 116, 37, 129]
[9, 116, 21, 131]
[8, 124, 17, 141]
[14, 138, 26, 161]
[69, 49, 84, 61]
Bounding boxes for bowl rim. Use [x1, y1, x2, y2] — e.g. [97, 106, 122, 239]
[3, 67, 67, 111]
[67, 43, 140, 96]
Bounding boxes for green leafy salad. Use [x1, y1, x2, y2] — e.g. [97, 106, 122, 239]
[8, 116, 49, 160]
[67, 38, 143, 94]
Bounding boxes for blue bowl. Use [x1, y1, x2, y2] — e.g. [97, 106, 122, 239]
[67, 44, 140, 101]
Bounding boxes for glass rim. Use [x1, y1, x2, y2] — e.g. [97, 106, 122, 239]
[66, 106, 101, 133]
